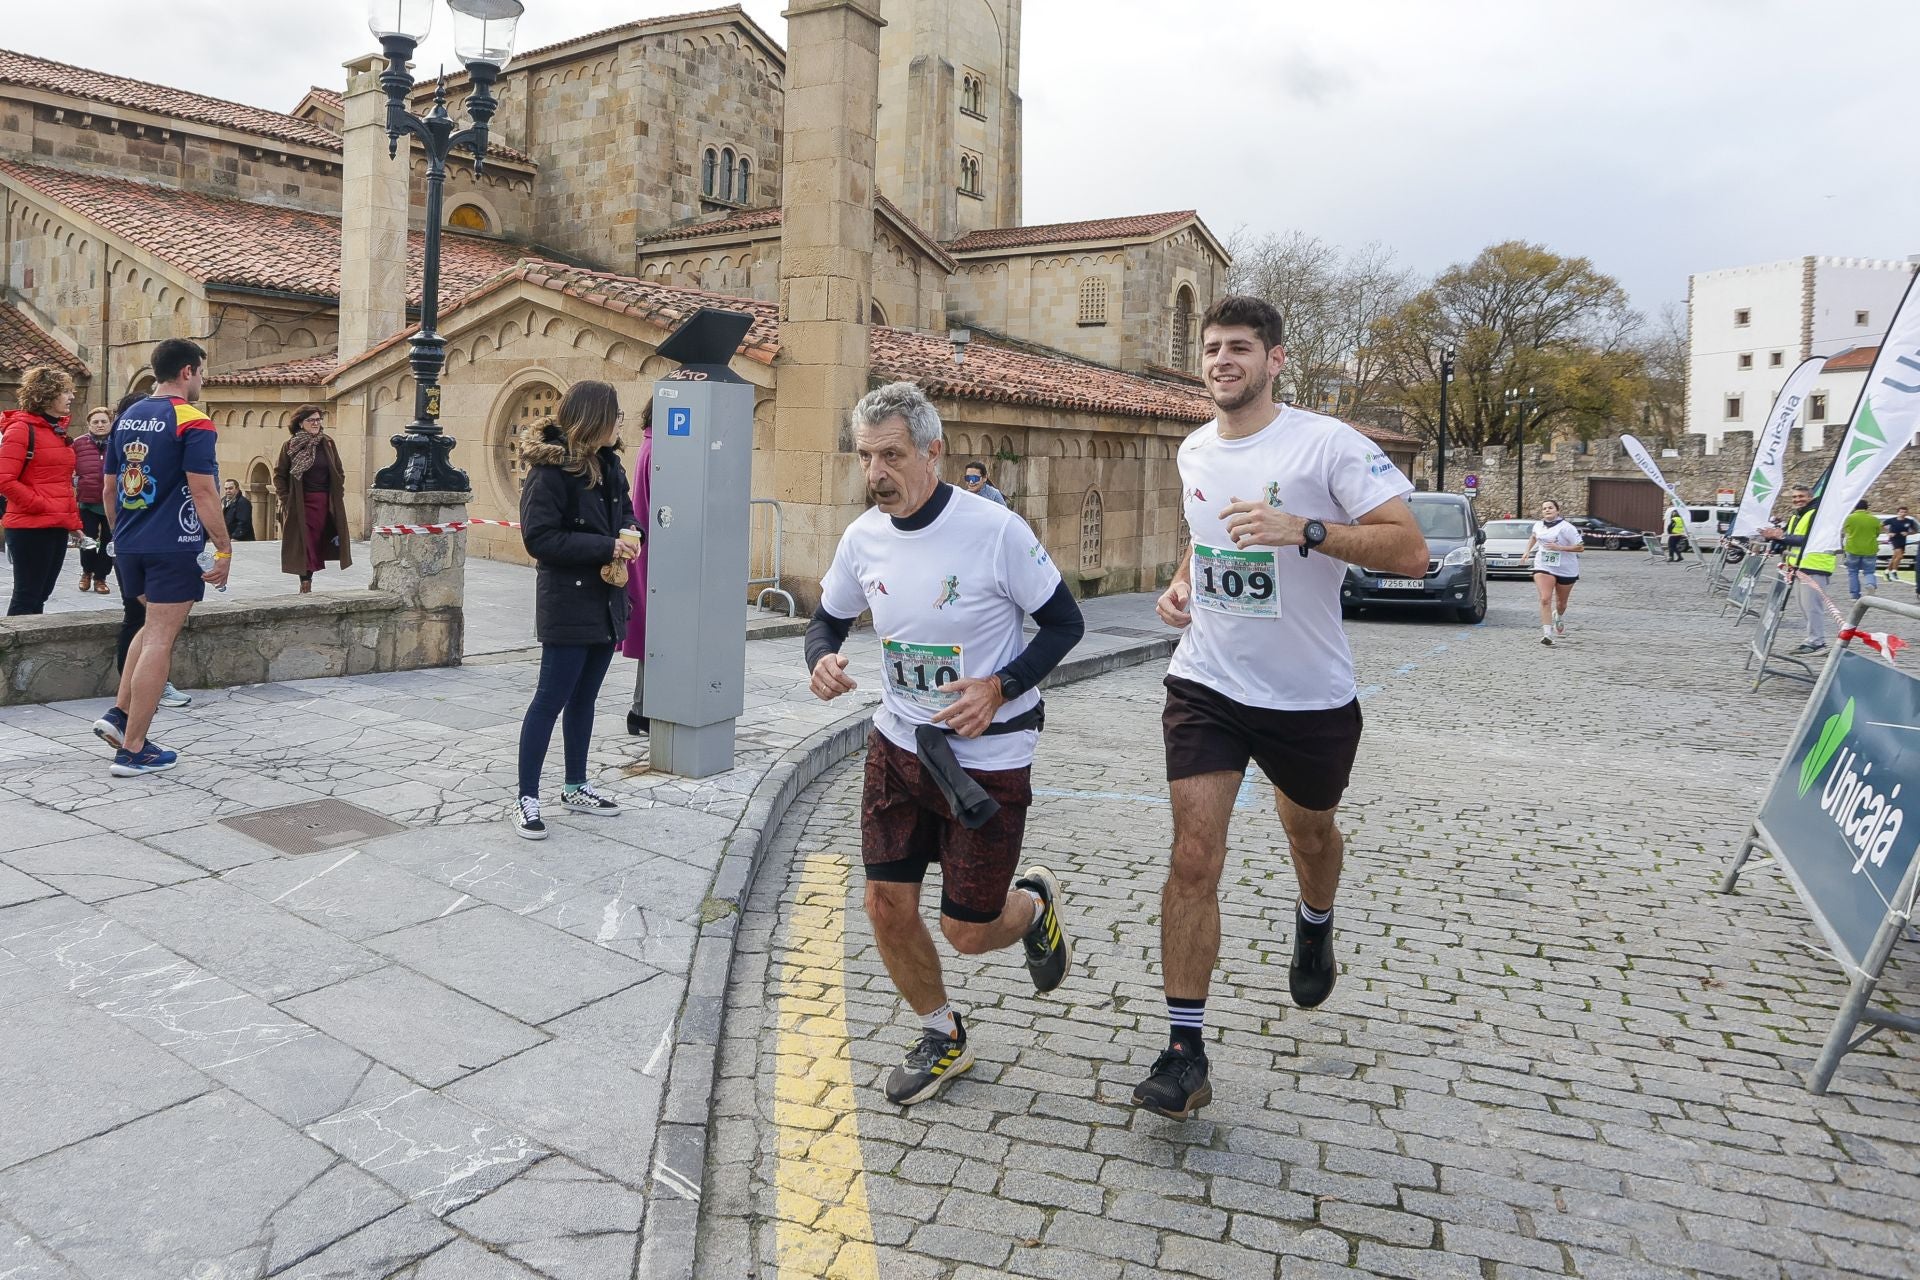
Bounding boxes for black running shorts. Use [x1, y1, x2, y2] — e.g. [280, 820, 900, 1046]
[1533, 570, 1579, 585]
[1162, 675, 1362, 813]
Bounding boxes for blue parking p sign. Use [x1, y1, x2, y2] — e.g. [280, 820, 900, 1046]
[667, 406, 693, 437]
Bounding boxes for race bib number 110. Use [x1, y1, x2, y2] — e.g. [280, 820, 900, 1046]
[883, 638, 963, 710]
[1192, 543, 1279, 618]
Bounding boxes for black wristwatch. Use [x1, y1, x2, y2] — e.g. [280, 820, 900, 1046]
[996, 671, 1025, 700]
[1300, 519, 1328, 558]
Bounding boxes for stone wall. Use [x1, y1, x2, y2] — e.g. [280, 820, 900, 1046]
[0, 591, 449, 706]
[872, 224, 948, 332]
[0, 94, 342, 212]
[1426, 427, 1920, 524]
[1124, 229, 1224, 376]
[948, 250, 1129, 368]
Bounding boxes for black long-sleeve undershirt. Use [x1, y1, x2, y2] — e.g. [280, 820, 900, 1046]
[805, 579, 1084, 692]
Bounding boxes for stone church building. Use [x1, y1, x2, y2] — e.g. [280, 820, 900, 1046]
[0, 1, 1418, 604]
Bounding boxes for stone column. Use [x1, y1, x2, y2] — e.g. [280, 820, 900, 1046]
[368, 489, 469, 669]
[774, 0, 885, 610]
[339, 54, 410, 360]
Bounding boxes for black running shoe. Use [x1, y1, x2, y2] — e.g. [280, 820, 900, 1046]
[1015, 865, 1071, 994]
[884, 1013, 973, 1107]
[1290, 907, 1338, 1009]
[626, 711, 649, 736]
[1132, 1040, 1211, 1120]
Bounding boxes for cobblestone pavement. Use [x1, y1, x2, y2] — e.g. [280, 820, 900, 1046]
[701, 557, 1920, 1280]
[0, 589, 1170, 1279]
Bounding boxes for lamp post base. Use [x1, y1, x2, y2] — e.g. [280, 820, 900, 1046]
[374, 429, 470, 493]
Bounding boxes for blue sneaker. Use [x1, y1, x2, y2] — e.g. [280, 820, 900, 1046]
[110, 741, 178, 777]
[92, 706, 128, 748]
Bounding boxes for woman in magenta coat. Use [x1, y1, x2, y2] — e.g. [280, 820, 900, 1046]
[623, 401, 652, 735]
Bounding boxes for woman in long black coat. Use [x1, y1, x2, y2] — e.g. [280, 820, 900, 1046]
[512, 380, 640, 840]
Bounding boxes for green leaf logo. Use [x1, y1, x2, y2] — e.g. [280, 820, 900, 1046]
[1749, 467, 1772, 501]
[1799, 697, 1855, 797]
[1845, 400, 1889, 475]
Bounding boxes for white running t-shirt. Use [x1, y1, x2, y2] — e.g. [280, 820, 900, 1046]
[1167, 407, 1414, 711]
[1531, 520, 1582, 577]
[819, 486, 1063, 770]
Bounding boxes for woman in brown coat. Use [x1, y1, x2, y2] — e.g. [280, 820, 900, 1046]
[273, 404, 351, 592]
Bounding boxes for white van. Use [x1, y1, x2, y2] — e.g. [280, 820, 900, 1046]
[1672, 505, 1739, 552]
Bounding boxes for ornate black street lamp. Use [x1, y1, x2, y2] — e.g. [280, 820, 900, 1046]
[1435, 343, 1455, 492]
[365, 0, 524, 492]
[1504, 384, 1539, 515]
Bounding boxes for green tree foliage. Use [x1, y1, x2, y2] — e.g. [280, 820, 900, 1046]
[1376, 241, 1648, 453]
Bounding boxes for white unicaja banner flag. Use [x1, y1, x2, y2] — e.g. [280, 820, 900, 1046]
[1620, 433, 1689, 515]
[1732, 356, 1825, 537]
[1806, 269, 1920, 552]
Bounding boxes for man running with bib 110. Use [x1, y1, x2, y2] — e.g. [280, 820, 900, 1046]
[808, 381, 1085, 1107]
[1134, 296, 1427, 1119]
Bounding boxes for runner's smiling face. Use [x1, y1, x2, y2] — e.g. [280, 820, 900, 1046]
[1201, 323, 1284, 414]
[856, 414, 942, 517]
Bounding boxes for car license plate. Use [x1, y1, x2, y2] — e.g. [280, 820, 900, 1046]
[1374, 578, 1426, 589]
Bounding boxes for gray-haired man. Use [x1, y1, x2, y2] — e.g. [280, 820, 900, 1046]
[806, 381, 1086, 1106]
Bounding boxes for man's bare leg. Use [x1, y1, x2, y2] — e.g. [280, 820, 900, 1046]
[1163, 771, 1241, 1001]
[1277, 790, 1344, 1008]
[121, 602, 189, 751]
[865, 879, 947, 1015]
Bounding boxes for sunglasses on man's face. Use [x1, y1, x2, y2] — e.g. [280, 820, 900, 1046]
[964, 475, 984, 483]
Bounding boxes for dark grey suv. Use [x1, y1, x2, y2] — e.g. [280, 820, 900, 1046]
[1339, 492, 1487, 623]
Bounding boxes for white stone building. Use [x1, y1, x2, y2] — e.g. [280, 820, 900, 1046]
[1686, 255, 1912, 452]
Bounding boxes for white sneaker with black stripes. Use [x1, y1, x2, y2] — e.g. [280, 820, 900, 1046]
[514, 795, 547, 840]
[560, 783, 622, 816]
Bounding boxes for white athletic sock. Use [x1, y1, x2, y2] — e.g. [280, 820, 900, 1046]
[1021, 887, 1044, 928]
[920, 1004, 958, 1039]
[1298, 900, 1332, 926]
[1542, 624, 1554, 638]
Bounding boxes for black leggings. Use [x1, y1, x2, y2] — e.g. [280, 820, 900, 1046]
[79, 508, 113, 580]
[116, 589, 146, 672]
[517, 642, 616, 798]
[5, 528, 68, 615]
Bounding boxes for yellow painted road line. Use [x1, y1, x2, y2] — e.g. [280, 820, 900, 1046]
[773, 850, 879, 1280]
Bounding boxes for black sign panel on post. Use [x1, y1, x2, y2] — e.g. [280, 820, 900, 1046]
[1721, 597, 1920, 1092]
[1748, 574, 1816, 689]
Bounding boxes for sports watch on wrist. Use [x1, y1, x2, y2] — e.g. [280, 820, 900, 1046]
[996, 671, 1025, 700]
[1300, 519, 1328, 558]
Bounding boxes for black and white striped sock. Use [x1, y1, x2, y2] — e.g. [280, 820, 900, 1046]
[1167, 996, 1205, 1051]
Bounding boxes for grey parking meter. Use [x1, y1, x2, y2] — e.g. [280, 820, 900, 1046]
[644, 308, 758, 778]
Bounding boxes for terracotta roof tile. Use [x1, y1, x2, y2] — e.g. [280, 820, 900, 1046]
[0, 160, 523, 305]
[944, 211, 1198, 254]
[871, 327, 1216, 423]
[205, 354, 338, 387]
[638, 205, 785, 245]
[0, 47, 342, 151]
[1823, 345, 1878, 373]
[0, 301, 88, 378]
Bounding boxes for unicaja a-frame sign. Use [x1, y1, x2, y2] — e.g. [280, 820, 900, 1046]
[1721, 595, 1920, 1092]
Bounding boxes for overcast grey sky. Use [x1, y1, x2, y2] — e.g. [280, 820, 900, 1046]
[11, 1, 1916, 315]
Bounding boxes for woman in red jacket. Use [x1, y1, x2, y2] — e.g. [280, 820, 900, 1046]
[70, 404, 115, 593]
[0, 366, 82, 615]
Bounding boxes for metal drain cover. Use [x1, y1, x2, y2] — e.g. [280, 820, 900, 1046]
[220, 799, 405, 856]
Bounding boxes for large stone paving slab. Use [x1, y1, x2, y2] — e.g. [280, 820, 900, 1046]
[281, 966, 549, 1088]
[701, 560, 1920, 1280]
[0, 1091, 351, 1280]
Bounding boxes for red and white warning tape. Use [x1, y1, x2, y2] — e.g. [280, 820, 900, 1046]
[372, 517, 521, 536]
[1791, 570, 1909, 664]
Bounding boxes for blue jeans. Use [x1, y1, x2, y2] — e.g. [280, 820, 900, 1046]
[518, 642, 616, 798]
[1844, 553, 1878, 599]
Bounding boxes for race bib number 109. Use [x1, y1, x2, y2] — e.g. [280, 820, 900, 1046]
[883, 639, 963, 710]
[1192, 543, 1279, 618]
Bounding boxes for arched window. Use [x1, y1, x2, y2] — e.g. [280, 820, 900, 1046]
[447, 203, 491, 233]
[1171, 285, 1195, 370]
[497, 381, 563, 496]
[1077, 277, 1108, 326]
[870, 301, 887, 326]
[736, 156, 752, 203]
[720, 148, 736, 201]
[701, 148, 718, 198]
[1080, 489, 1104, 573]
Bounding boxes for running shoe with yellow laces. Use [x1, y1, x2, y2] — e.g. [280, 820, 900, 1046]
[885, 1011, 974, 1106]
[1016, 865, 1071, 993]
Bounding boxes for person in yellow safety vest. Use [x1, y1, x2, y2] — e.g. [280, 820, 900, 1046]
[1665, 510, 1687, 562]
[1759, 483, 1836, 655]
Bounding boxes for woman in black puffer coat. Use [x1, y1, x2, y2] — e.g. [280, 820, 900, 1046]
[512, 380, 641, 839]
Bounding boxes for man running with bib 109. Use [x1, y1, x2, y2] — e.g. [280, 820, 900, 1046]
[807, 382, 1085, 1106]
[1134, 296, 1427, 1119]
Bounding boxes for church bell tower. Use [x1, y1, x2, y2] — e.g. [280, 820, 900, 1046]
[873, 0, 1022, 244]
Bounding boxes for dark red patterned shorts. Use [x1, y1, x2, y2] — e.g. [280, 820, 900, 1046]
[860, 729, 1031, 924]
